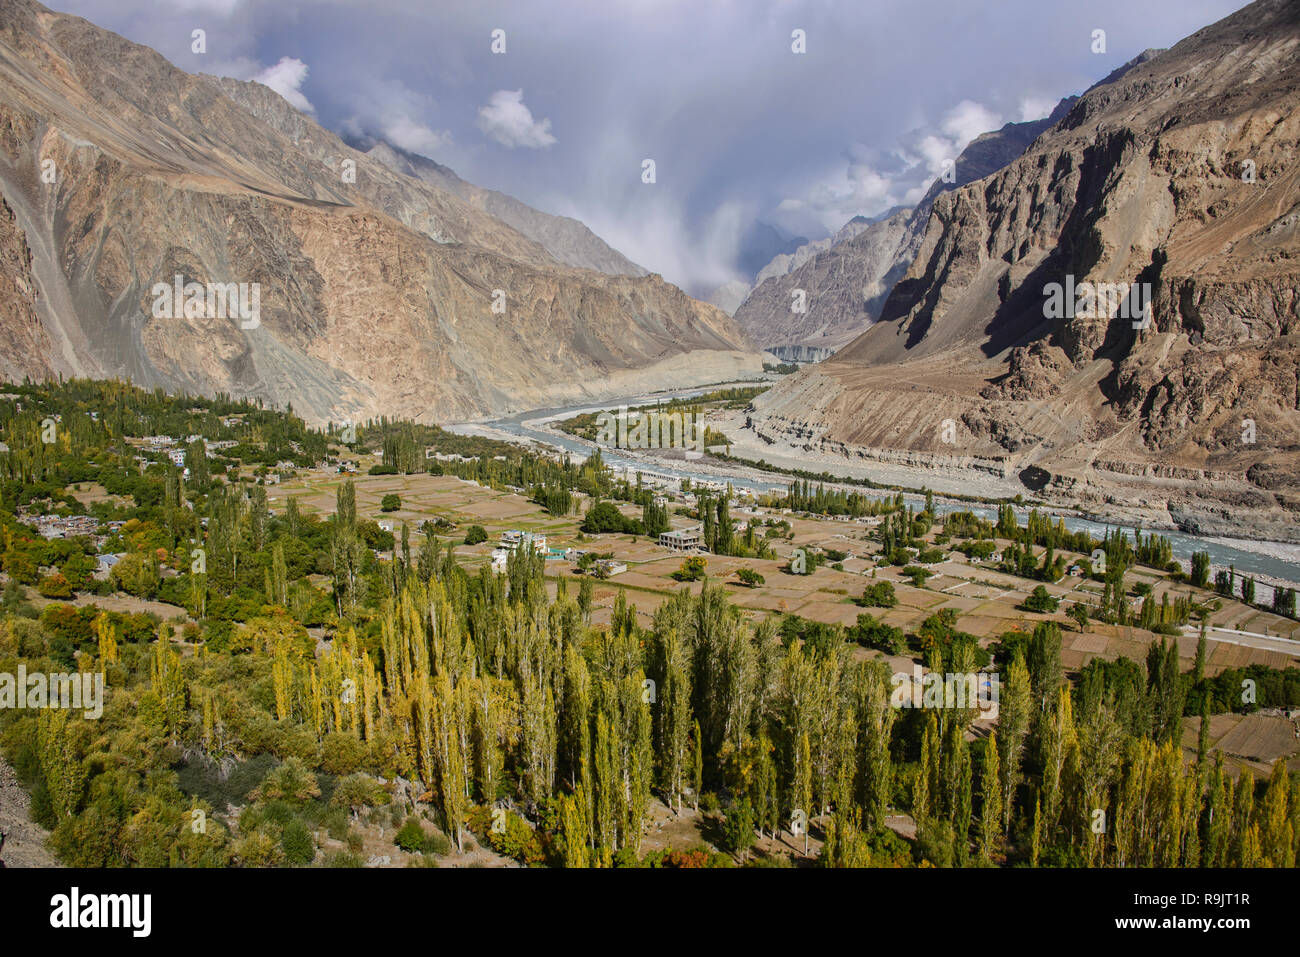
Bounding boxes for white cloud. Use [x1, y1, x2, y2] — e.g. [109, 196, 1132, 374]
[773, 98, 1010, 235]
[381, 116, 453, 156]
[940, 100, 1002, 149]
[476, 90, 556, 150]
[253, 56, 314, 113]
[337, 77, 454, 160]
[1018, 94, 1059, 122]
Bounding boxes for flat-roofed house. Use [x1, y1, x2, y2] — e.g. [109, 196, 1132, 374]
[659, 526, 703, 551]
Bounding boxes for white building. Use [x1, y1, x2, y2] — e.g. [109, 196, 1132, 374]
[660, 526, 703, 551]
[499, 530, 546, 554]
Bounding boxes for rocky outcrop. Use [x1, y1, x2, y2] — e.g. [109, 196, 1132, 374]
[748, 0, 1300, 541]
[733, 99, 1077, 354]
[0, 0, 758, 424]
[354, 138, 649, 278]
[734, 208, 916, 354]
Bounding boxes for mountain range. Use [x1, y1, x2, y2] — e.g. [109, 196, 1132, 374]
[0, 0, 759, 426]
[745, 0, 1300, 541]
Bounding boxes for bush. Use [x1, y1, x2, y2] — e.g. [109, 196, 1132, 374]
[324, 851, 363, 868]
[395, 816, 427, 853]
[672, 556, 708, 582]
[464, 525, 488, 545]
[421, 829, 452, 856]
[281, 817, 316, 865]
[37, 572, 74, 599]
[380, 493, 401, 512]
[735, 567, 765, 588]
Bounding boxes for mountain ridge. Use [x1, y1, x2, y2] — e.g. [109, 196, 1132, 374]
[745, 0, 1300, 540]
[0, 0, 759, 425]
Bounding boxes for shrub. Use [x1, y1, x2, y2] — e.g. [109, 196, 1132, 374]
[421, 829, 452, 856]
[281, 817, 315, 865]
[37, 572, 74, 599]
[672, 556, 707, 582]
[324, 851, 363, 868]
[395, 816, 427, 853]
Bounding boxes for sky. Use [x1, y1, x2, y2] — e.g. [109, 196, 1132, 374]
[50, 0, 1250, 296]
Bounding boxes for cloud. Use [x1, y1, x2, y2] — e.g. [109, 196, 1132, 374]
[47, 0, 1250, 293]
[380, 116, 453, 156]
[252, 56, 314, 113]
[1018, 94, 1060, 122]
[476, 90, 556, 150]
[336, 77, 454, 159]
[772, 98, 1012, 236]
[940, 100, 1003, 149]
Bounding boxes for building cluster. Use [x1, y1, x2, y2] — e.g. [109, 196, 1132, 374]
[21, 514, 106, 540]
[490, 530, 550, 571]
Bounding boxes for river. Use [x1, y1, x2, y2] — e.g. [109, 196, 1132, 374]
[452, 387, 1300, 590]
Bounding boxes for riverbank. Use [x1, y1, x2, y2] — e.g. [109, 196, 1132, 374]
[446, 394, 1300, 590]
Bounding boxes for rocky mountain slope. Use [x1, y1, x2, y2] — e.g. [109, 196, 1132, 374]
[734, 100, 1077, 354]
[747, 0, 1300, 540]
[353, 138, 648, 278]
[0, 0, 758, 425]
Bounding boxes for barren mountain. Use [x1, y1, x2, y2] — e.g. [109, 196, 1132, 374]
[735, 207, 915, 357]
[734, 99, 1077, 355]
[747, 0, 1300, 540]
[352, 138, 649, 278]
[0, 0, 757, 425]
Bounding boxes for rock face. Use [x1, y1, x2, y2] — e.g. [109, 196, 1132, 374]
[734, 100, 1077, 354]
[734, 207, 916, 354]
[353, 138, 649, 278]
[748, 0, 1300, 541]
[0, 0, 758, 424]
[704, 280, 753, 317]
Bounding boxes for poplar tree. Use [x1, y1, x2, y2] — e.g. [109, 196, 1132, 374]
[951, 735, 973, 866]
[998, 654, 1032, 833]
[795, 731, 812, 856]
[691, 720, 703, 812]
[979, 733, 1001, 864]
[1260, 759, 1294, 868]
